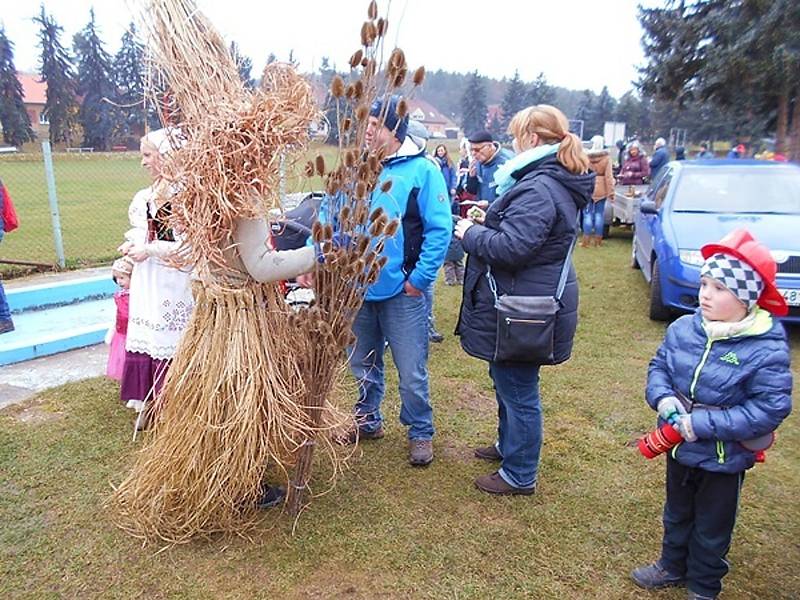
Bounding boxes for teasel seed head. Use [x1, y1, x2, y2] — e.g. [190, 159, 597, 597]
[374, 239, 385, 254]
[393, 69, 406, 88]
[364, 59, 376, 78]
[339, 205, 352, 223]
[349, 49, 364, 69]
[377, 17, 387, 37]
[304, 160, 315, 177]
[384, 219, 399, 238]
[368, 154, 380, 172]
[315, 155, 326, 177]
[368, 0, 378, 19]
[322, 223, 333, 240]
[377, 255, 388, 268]
[356, 235, 370, 255]
[380, 179, 393, 193]
[355, 181, 367, 199]
[397, 99, 408, 118]
[369, 206, 385, 222]
[354, 80, 364, 100]
[413, 66, 426, 87]
[342, 117, 353, 132]
[361, 21, 377, 46]
[389, 48, 406, 70]
[330, 75, 345, 98]
[345, 84, 355, 100]
[344, 150, 356, 168]
[356, 104, 369, 121]
[361, 57, 369, 67]
[311, 221, 323, 243]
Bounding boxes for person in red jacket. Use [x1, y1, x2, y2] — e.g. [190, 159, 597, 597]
[0, 179, 15, 334]
[619, 141, 650, 185]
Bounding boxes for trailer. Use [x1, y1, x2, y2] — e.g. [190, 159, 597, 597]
[602, 183, 648, 237]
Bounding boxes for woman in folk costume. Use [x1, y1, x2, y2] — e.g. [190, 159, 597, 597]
[118, 128, 194, 417]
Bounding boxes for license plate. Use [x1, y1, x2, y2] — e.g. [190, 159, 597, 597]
[780, 288, 800, 306]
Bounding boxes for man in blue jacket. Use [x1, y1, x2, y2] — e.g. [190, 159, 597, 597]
[649, 137, 669, 183]
[467, 130, 513, 206]
[344, 96, 451, 466]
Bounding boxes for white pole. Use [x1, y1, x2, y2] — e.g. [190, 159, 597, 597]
[41, 141, 66, 269]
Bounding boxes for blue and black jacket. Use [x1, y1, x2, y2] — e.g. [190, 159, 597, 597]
[647, 308, 793, 473]
[319, 139, 452, 302]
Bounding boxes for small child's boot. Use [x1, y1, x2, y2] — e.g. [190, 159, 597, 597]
[630, 560, 685, 589]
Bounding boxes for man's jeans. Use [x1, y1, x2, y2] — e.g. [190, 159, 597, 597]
[489, 361, 542, 489]
[423, 283, 437, 335]
[350, 291, 434, 440]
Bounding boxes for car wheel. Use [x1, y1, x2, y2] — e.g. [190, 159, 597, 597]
[631, 237, 641, 269]
[649, 259, 671, 321]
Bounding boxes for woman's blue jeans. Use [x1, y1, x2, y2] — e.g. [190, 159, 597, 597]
[489, 361, 542, 489]
[582, 199, 606, 236]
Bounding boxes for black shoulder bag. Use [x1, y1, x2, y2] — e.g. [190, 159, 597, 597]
[486, 224, 577, 364]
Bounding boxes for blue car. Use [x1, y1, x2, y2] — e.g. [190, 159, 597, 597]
[632, 159, 800, 322]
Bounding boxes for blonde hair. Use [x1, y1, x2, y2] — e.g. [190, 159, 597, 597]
[508, 105, 590, 174]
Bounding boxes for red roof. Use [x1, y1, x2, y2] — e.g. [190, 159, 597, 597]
[17, 72, 47, 105]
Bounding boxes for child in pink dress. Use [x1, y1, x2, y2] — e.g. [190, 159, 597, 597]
[106, 257, 133, 381]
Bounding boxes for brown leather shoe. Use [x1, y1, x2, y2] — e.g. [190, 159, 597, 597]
[473, 444, 502, 461]
[474, 472, 535, 496]
[409, 439, 433, 466]
[337, 425, 385, 446]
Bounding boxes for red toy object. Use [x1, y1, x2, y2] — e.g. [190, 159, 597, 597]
[638, 423, 684, 459]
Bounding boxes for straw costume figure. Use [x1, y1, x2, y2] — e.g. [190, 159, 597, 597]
[111, 0, 426, 542]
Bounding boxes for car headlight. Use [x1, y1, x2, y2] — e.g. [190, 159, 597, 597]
[679, 249, 704, 266]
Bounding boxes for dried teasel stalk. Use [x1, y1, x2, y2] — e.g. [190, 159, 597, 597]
[330, 75, 345, 98]
[413, 66, 426, 87]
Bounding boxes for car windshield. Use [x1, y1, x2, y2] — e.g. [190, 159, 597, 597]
[672, 169, 800, 214]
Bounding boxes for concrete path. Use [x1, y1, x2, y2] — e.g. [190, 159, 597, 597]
[1, 266, 112, 409]
[0, 343, 108, 409]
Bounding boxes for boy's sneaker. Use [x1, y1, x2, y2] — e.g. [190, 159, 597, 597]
[408, 439, 433, 466]
[473, 444, 502, 461]
[630, 561, 685, 589]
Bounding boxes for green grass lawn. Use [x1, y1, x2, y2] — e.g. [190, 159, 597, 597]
[1, 233, 798, 599]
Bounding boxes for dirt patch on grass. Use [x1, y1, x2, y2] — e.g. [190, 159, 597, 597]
[445, 380, 495, 416]
[2, 398, 65, 424]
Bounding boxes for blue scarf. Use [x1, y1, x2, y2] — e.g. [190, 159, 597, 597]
[494, 143, 560, 196]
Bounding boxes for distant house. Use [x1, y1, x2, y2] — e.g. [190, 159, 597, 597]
[17, 72, 49, 138]
[407, 99, 458, 139]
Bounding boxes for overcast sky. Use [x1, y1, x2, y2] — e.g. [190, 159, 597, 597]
[2, 0, 657, 98]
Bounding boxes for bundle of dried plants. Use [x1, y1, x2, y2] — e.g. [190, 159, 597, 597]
[110, 0, 425, 543]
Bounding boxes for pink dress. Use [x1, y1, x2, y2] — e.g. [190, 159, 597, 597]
[106, 290, 130, 381]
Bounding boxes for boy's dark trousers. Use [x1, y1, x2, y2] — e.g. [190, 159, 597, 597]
[660, 455, 744, 598]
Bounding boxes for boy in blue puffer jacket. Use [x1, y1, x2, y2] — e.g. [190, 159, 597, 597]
[631, 229, 793, 600]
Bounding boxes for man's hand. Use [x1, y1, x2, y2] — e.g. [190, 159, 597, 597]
[403, 280, 422, 297]
[454, 219, 474, 240]
[671, 414, 697, 442]
[657, 396, 686, 425]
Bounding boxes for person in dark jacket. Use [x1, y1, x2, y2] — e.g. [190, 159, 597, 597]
[631, 229, 792, 600]
[620, 141, 650, 185]
[649, 137, 669, 182]
[453, 104, 594, 496]
[467, 130, 514, 205]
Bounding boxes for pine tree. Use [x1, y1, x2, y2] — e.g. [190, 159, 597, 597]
[527, 72, 554, 106]
[593, 86, 617, 136]
[230, 41, 254, 89]
[112, 22, 146, 140]
[574, 89, 595, 138]
[499, 70, 526, 140]
[34, 5, 79, 145]
[73, 9, 115, 150]
[0, 27, 35, 146]
[460, 71, 487, 136]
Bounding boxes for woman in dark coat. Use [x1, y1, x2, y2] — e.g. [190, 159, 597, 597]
[453, 105, 594, 495]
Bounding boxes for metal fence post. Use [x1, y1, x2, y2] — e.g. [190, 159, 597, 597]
[41, 141, 66, 268]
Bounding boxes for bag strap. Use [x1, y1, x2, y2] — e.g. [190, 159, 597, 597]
[486, 174, 579, 302]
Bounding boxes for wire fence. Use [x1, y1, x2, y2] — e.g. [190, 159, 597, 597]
[0, 144, 150, 277]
